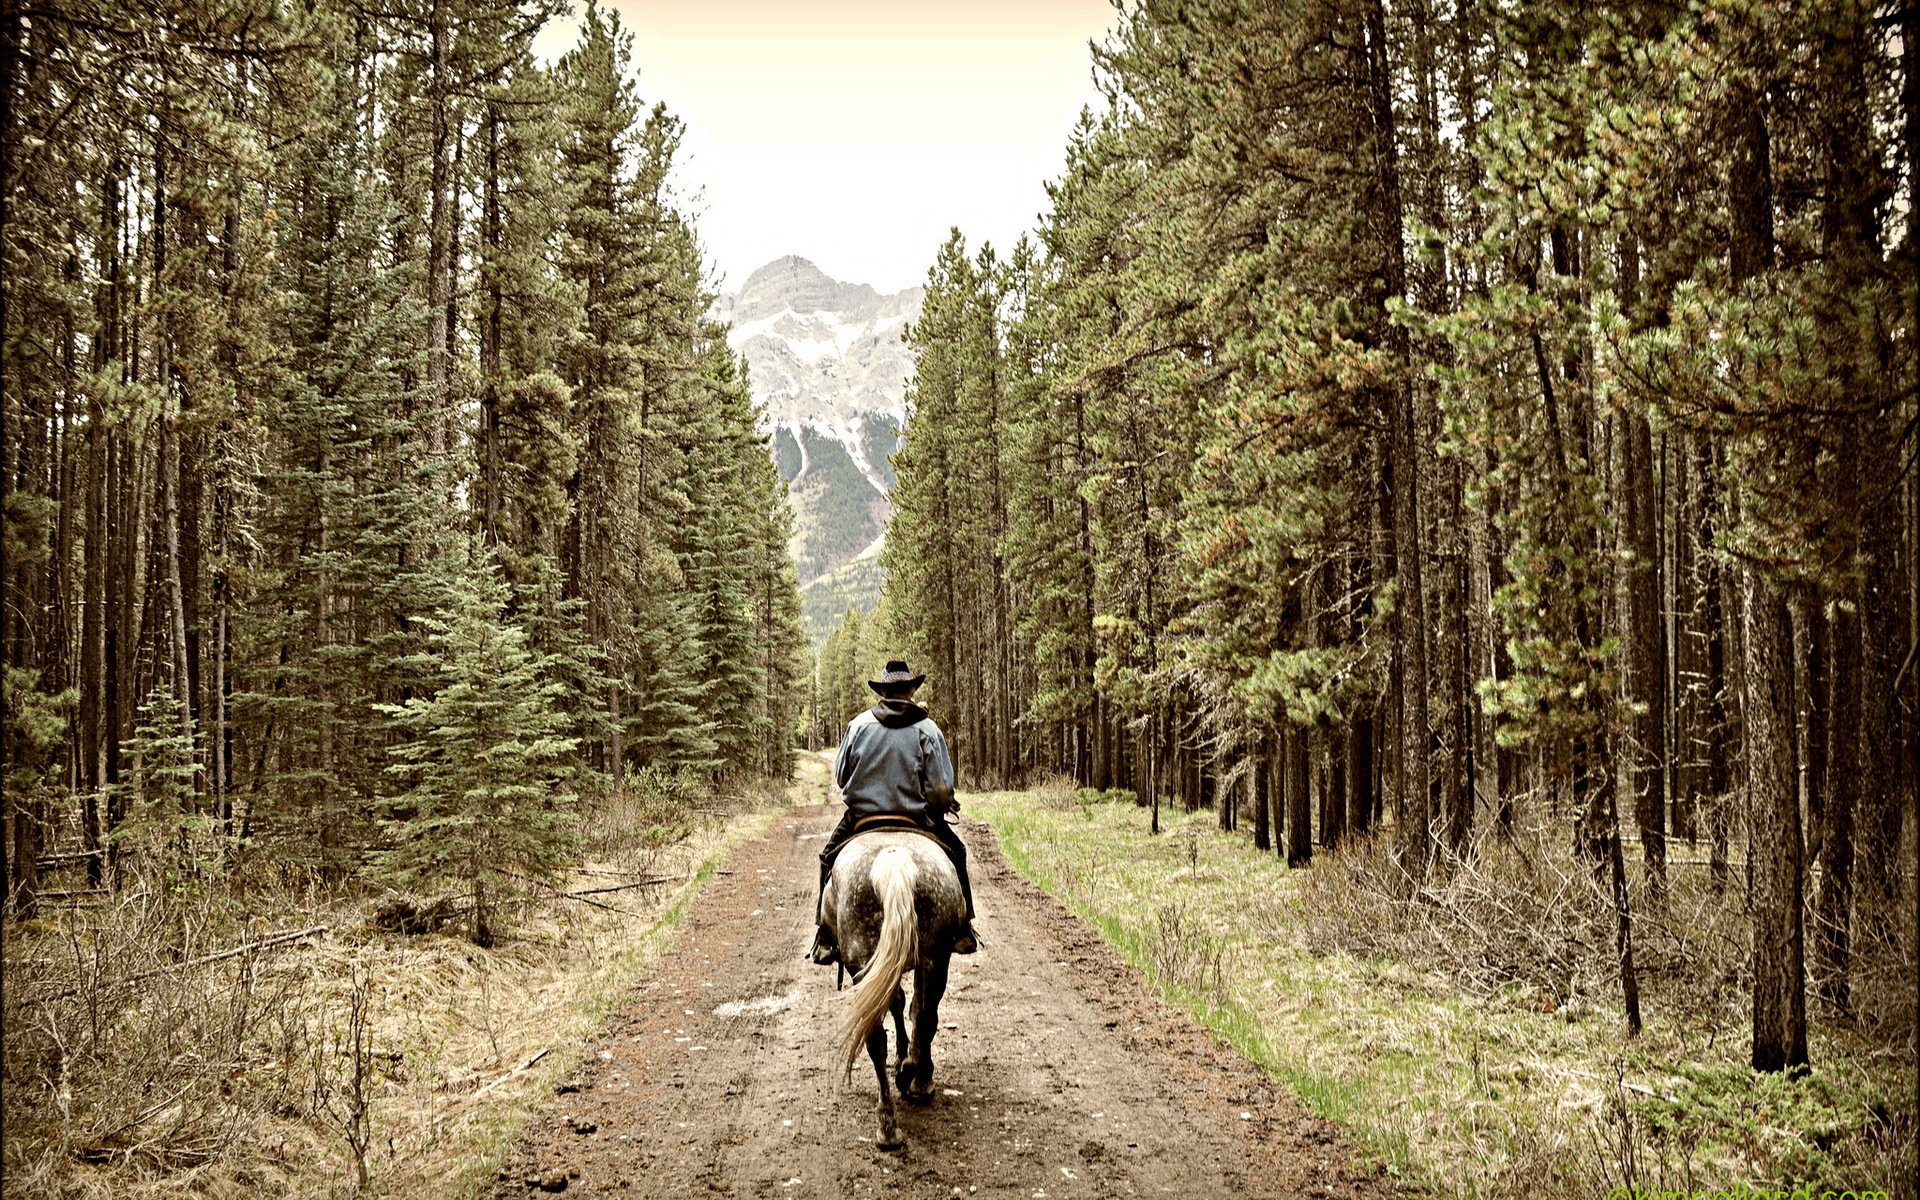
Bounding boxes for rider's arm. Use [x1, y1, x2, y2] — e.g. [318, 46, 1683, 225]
[833, 727, 858, 797]
[921, 726, 957, 813]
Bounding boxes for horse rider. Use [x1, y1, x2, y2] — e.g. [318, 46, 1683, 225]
[810, 659, 978, 966]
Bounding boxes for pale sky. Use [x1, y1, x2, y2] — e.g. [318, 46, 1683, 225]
[531, 0, 1121, 295]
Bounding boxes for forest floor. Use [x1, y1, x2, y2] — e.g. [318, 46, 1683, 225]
[4, 772, 810, 1199]
[484, 754, 1395, 1199]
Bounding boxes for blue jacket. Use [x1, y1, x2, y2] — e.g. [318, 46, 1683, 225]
[834, 699, 955, 823]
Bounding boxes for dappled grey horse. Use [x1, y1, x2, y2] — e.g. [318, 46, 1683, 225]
[821, 826, 970, 1149]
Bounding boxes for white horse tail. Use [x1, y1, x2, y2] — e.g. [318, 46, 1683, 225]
[836, 846, 919, 1078]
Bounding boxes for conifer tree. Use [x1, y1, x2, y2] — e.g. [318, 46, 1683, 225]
[878, 0, 1915, 1061]
[241, 12, 438, 870]
[112, 683, 211, 889]
[374, 545, 580, 946]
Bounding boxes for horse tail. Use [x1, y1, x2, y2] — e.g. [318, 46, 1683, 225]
[836, 846, 919, 1078]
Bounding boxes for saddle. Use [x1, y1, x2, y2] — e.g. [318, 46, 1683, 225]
[850, 811, 950, 846]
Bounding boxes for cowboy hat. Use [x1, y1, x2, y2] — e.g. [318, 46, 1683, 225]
[867, 659, 926, 694]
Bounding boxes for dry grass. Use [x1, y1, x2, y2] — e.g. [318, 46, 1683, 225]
[1025, 772, 1079, 812]
[970, 789, 1917, 1200]
[2, 757, 829, 1199]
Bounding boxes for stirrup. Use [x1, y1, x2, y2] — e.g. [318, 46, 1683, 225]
[952, 923, 978, 955]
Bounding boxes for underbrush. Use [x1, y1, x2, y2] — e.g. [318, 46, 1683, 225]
[2, 760, 824, 1199]
[970, 790, 1916, 1200]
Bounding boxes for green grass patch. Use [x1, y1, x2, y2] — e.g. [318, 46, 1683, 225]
[969, 791, 1914, 1200]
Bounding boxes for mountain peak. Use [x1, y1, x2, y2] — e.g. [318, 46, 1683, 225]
[735, 255, 881, 323]
[722, 256, 922, 430]
[720, 255, 924, 602]
[740, 254, 834, 293]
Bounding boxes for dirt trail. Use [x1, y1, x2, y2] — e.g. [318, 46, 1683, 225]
[488, 796, 1397, 1199]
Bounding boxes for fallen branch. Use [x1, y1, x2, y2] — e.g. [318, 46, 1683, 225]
[472, 1047, 550, 1098]
[554, 892, 639, 916]
[559, 875, 686, 899]
[24, 924, 330, 1003]
[499, 868, 640, 916]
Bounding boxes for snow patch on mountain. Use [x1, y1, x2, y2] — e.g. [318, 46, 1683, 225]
[720, 256, 921, 505]
[716, 256, 921, 592]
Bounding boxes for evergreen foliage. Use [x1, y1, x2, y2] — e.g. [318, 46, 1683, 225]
[805, 597, 910, 748]
[0, 0, 809, 941]
[374, 546, 579, 947]
[110, 683, 214, 889]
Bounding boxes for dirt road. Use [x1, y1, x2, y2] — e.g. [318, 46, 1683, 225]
[488, 799, 1397, 1199]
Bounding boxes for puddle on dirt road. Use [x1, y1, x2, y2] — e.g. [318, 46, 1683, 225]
[713, 988, 802, 1018]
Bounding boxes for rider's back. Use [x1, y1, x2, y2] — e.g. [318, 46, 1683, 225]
[834, 707, 953, 823]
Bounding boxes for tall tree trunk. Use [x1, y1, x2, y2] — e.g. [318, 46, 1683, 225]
[154, 140, 196, 776]
[1468, 440, 1501, 838]
[0, 0, 20, 915]
[1439, 467, 1469, 858]
[79, 165, 120, 885]
[1731, 86, 1807, 1073]
[161, 422, 193, 729]
[1365, 0, 1430, 874]
[1746, 576, 1808, 1071]
[1348, 715, 1374, 837]
[1798, 598, 1828, 867]
[1252, 731, 1272, 852]
[1602, 736, 1644, 1036]
[1286, 726, 1311, 868]
[105, 435, 131, 875]
[1620, 403, 1667, 891]
[1855, 471, 1903, 945]
[426, 0, 454, 460]
[1699, 439, 1733, 891]
[1672, 432, 1701, 846]
[1818, 593, 1859, 1014]
[1324, 730, 1348, 850]
[479, 103, 503, 547]
[1216, 750, 1233, 831]
[1269, 746, 1285, 858]
[1354, 451, 1380, 841]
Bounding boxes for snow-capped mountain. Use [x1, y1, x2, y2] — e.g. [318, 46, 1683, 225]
[718, 255, 921, 497]
[716, 257, 923, 606]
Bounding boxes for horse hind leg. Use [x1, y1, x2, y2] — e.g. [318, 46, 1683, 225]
[889, 985, 908, 1063]
[890, 980, 914, 1100]
[899, 954, 949, 1106]
[867, 1017, 903, 1150]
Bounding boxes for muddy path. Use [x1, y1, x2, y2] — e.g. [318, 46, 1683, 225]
[488, 796, 1397, 1199]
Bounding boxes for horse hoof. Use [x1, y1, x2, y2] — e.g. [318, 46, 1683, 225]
[904, 1087, 934, 1107]
[877, 1130, 905, 1151]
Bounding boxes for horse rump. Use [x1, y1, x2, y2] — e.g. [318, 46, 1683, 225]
[833, 845, 918, 1077]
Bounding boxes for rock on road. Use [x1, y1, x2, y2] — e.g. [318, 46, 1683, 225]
[488, 799, 1397, 1199]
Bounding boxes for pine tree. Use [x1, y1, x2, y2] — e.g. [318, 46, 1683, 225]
[374, 545, 580, 946]
[110, 683, 211, 890]
[1, 0, 812, 923]
[880, 0, 1908, 1058]
[240, 12, 438, 871]
[476, 51, 582, 592]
